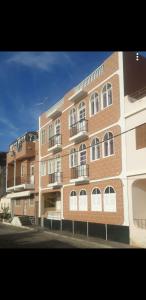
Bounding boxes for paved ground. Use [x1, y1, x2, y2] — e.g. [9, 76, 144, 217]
[0, 223, 133, 248]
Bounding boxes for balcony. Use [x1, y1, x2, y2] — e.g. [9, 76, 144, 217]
[7, 175, 35, 192]
[69, 119, 88, 143]
[7, 141, 35, 164]
[70, 164, 89, 184]
[48, 172, 63, 188]
[48, 134, 62, 153]
[68, 89, 87, 103]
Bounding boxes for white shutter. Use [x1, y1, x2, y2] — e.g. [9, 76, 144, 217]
[104, 193, 116, 212]
[79, 195, 87, 211]
[69, 196, 77, 211]
[91, 194, 102, 211]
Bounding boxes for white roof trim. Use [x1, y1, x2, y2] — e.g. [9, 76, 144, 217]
[6, 191, 34, 199]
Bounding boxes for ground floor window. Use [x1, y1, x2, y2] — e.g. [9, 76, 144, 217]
[103, 186, 116, 212]
[69, 191, 77, 211]
[91, 188, 102, 211]
[79, 190, 88, 211]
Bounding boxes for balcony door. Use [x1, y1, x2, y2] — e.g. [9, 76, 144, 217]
[55, 119, 61, 144]
[30, 165, 34, 184]
[78, 102, 86, 131]
[79, 144, 86, 177]
[55, 158, 61, 182]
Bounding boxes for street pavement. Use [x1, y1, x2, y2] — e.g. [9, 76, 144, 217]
[0, 223, 133, 248]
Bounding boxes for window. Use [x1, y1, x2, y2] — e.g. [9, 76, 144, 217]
[41, 161, 46, 176]
[15, 199, 20, 206]
[103, 186, 116, 212]
[69, 108, 77, 127]
[69, 191, 77, 211]
[90, 93, 100, 115]
[55, 119, 60, 135]
[79, 190, 87, 211]
[104, 132, 114, 156]
[70, 148, 78, 168]
[136, 123, 146, 149]
[78, 101, 85, 120]
[21, 164, 24, 177]
[91, 138, 100, 160]
[91, 188, 102, 211]
[48, 124, 54, 139]
[41, 129, 46, 144]
[48, 159, 54, 174]
[79, 144, 86, 165]
[102, 83, 112, 108]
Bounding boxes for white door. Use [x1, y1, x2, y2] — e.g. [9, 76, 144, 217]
[30, 165, 34, 184]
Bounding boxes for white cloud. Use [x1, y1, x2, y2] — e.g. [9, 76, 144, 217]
[0, 116, 18, 132]
[7, 52, 73, 71]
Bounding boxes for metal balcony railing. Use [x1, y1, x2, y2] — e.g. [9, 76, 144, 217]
[70, 119, 88, 137]
[48, 172, 63, 184]
[48, 134, 62, 148]
[71, 164, 89, 179]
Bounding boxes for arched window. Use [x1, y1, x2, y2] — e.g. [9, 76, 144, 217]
[91, 188, 102, 211]
[70, 148, 78, 168]
[91, 137, 100, 160]
[104, 132, 114, 156]
[102, 83, 112, 108]
[78, 102, 86, 121]
[104, 186, 116, 212]
[79, 190, 87, 211]
[90, 93, 100, 115]
[69, 191, 77, 211]
[69, 108, 76, 127]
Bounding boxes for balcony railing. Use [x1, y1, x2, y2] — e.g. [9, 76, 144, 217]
[70, 119, 88, 137]
[48, 172, 63, 184]
[48, 134, 62, 148]
[71, 164, 89, 179]
[7, 175, 34, 188]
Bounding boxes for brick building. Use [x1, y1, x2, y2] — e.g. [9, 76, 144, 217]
[6, 131, 39, 220]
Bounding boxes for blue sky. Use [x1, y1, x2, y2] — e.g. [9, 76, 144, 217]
[0, 51, 145, 152]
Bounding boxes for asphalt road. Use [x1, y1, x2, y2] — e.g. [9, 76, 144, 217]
[0, 223, 131, 248]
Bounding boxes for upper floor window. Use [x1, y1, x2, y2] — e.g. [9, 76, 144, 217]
[55, 119, 60, 135]
[79, 144, 86, 165]
[78, 101, 86, 121]
[41, 129, 46, 144]
[70, 148, 78, 168]
[91, 137, 100, 160]
[104, 132, 114, 156]
[90, 93, 100, 115]
[102, 83, 112, 108]
[69, 108, 77, 127]
[41, 161, 46, 176]
[48, 124, 54, 139]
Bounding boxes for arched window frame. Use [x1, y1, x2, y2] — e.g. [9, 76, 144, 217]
[90, 92, 100, 116]
[103, 131, 114, 157]
[91, 187, 102, 211]
[90, 137, 101, 161]
[102, 83, 112, 109]
[103, 185, 116, 212]
[69, 148, 78, 168]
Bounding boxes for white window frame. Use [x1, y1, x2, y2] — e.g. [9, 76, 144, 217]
[102, 83, 112, 110]
[69, 191, 77, 211]
[103, 131, 114, 158]
[69, 107, 77, 128]
[69, 148, 78, 168]
[90, 92, 100, 116]
[41, 129, 46, 144]
[41, 161, 46, 176]
[91, 188, 102, 211]
[78, 189, 88, 211]
[90, 137, 101, 161]
[103, 186, 116, 212]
